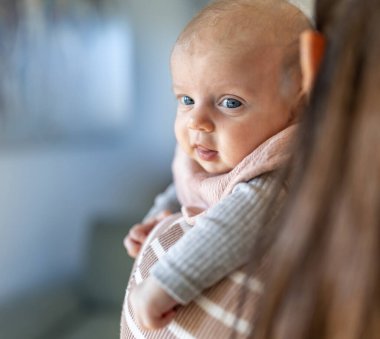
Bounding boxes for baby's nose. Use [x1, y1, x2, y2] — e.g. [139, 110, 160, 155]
[187, 109, 214, 133]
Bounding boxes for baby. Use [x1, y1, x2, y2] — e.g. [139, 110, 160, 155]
[125, 0, 311, 331]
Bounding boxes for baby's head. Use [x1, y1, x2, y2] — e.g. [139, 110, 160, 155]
[171, 0, 311, 174]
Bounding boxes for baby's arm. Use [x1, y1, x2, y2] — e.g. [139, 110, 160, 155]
[124, 183, 181, 258]
[129, 174, 285, 330]
[150, 173, 286, 305]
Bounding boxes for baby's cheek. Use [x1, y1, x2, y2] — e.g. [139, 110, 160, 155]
[226, 135, 253, 161]
[174, 119, 190, 150]
[174, 116, 183, 141]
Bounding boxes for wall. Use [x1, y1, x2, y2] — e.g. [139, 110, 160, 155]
[0, 0, 207, 304]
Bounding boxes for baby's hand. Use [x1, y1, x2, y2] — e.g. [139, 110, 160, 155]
[129, 276, 178, 330]
[124, 210, 171, 258]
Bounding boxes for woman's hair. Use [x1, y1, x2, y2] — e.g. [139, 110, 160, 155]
[248, 0, 380, 338]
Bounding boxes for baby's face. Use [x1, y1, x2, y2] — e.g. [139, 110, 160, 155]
[172, 44, 296, 174]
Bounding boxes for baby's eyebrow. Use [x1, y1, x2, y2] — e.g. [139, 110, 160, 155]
[172, 83, 188, 92]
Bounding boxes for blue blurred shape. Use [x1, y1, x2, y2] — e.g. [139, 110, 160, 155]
[0, 1, 132, 144]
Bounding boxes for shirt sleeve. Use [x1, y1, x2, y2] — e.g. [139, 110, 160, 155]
[150, 173, 286, 304]
[143, 183, 181, 222]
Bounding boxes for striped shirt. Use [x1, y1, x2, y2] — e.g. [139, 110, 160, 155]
[145, 173, 284, 304]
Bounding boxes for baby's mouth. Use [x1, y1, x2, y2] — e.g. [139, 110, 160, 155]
[195, 145, 218, 161]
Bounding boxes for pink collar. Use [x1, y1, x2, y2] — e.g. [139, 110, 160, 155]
[173, 124, 297, 213]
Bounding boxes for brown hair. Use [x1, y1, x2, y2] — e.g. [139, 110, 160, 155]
[248, 0, 380, 338]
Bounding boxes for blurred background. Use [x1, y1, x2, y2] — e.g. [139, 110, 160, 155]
[0, 0, 208, 338]
[0, 1, 315, 338]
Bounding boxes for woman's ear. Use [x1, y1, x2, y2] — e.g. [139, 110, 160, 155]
[300, 30, 326, 96]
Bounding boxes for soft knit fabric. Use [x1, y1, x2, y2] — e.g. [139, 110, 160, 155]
[121, 125, 296, 338]
[173, 124, 297, 212]
[147, 125, 296, 304]
[142, 124, 296, 224]
[121, 213, 269, 339]
[151, 174, 283, 304]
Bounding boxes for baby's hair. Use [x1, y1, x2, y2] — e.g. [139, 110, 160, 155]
[177, 0, 311, 48]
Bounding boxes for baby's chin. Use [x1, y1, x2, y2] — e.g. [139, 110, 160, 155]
[194, 158, 233, 175]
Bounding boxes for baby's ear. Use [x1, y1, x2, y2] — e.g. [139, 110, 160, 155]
[300, 30, 326, 96]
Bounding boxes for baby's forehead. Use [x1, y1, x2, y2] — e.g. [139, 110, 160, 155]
[173, 25, 290, 62]
[171, 40, 285, 84]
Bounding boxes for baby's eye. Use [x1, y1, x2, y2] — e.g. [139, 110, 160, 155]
[180, 96, 195, 105]
[221, 98, 242, 109]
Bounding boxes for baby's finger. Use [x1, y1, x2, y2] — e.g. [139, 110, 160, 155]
[161, 309, 177, 325]
[130, 220, 157, 238]
[138, 219, 158, 232]
[123, 234, 132, 249]
[129, 227, 148, 243]
[147, 309, 177, 330]
[124, 237, 141, 258]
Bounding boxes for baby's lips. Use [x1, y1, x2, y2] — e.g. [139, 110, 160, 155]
[195, 145, 218, 161]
